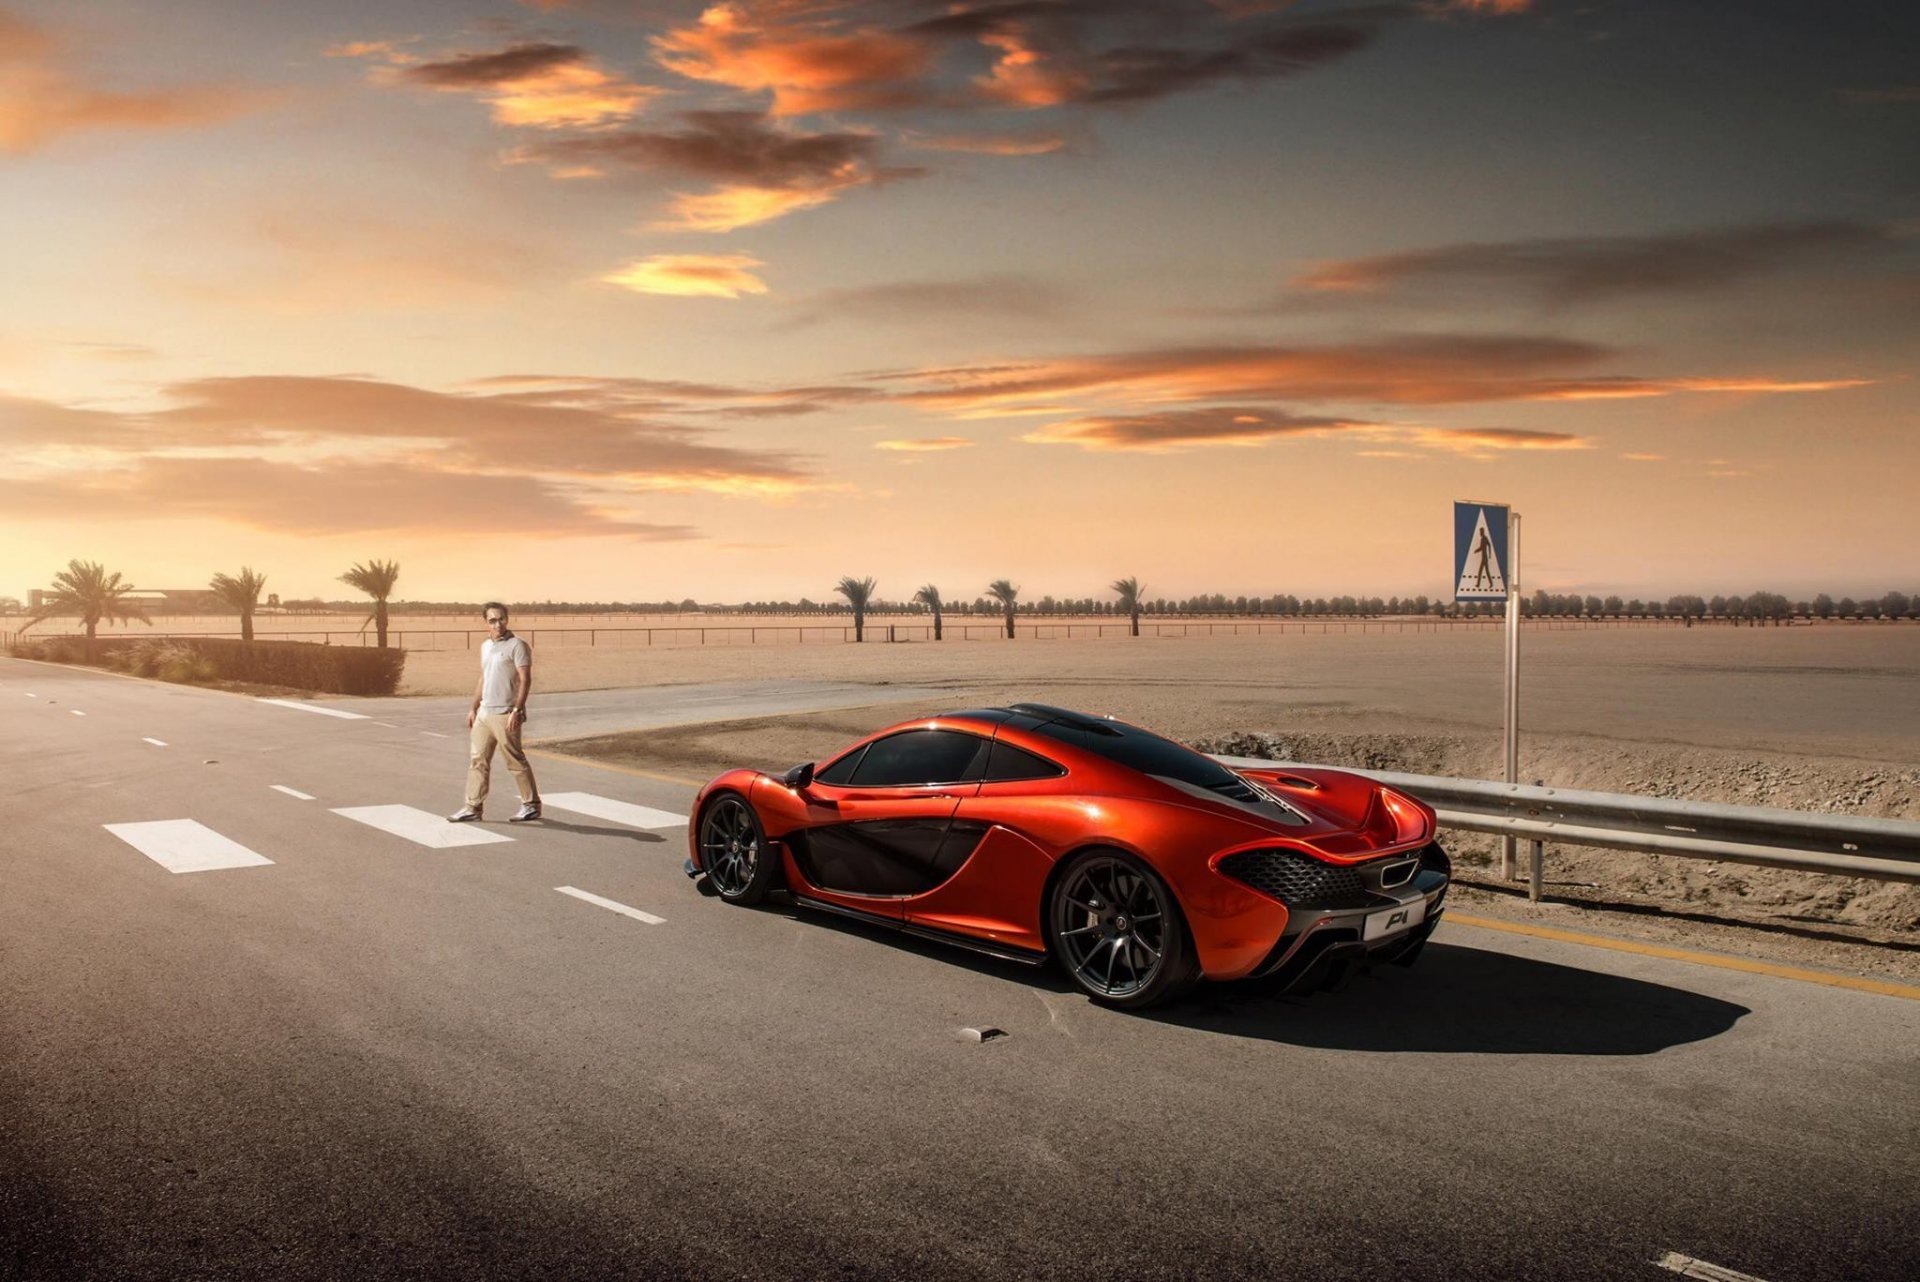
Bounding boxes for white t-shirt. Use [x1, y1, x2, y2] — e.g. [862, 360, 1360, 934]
[479, 634, 531, 713]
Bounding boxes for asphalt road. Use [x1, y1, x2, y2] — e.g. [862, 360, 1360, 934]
[2, 658, 1915, 1282]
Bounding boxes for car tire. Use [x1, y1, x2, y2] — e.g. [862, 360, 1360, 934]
[1048, 848, 1198, 1010]
[698, 791, 776, 906]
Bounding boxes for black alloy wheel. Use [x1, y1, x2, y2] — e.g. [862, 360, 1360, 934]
[1049, 849, 1196, 1009]
[699, 793, 775, 905]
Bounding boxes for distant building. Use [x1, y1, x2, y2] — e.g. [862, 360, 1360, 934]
[29, 587, 223, 612]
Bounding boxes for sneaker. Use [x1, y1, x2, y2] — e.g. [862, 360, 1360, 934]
[447, 806, 482, 823]
[509, 802, 542, 823]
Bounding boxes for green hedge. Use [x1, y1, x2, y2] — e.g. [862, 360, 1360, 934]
[10, 635, 405, 696]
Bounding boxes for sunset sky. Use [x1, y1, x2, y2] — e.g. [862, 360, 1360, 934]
[3, 0, 1916, 605]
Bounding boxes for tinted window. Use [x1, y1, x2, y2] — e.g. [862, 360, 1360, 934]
[982, 740, 1066, 782]
[814, 745, 866, 785]
[847, 730, 988, 787]
[1027, 718, 1242, 792]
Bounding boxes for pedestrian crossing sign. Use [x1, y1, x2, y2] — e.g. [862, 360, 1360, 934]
[1454, 501, 1510, 601]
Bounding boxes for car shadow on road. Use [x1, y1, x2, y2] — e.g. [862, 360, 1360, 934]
[1155, 942, 1750, 1055]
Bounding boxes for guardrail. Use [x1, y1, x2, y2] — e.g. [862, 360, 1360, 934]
[1213, 755, 1920, 895]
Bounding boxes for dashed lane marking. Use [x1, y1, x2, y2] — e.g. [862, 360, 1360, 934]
[25, 693, 37, 698]
[271, 785, 316, 801]
[70, 710, 86, 717]
[331, 804, 513, 848]
[421, 731, 450, 739]
[1448, 913, 1920, 1001]
[372, 721, 400, 729]
[143, 738, 168, 747]
[1654, 1252, 1774, 1281]
[104, 820, 275, 874]
[540, 792, 687, 830]
[258, 698, 369, 721]
[556, 886, 664, 925]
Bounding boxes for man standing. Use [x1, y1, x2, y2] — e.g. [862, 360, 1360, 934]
[448, 602, 541, 823]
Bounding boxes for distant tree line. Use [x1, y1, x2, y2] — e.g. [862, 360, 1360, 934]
[12, 559, 1918, 645]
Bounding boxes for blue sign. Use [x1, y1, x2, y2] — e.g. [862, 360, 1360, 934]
[1454, 501, 1509, 601]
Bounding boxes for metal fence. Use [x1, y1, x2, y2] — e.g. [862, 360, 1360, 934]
[1213, 755, 1920, 896]
[3, 616, 1708, 652]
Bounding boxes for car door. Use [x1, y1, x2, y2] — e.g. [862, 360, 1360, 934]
[787, 729, 988, 914]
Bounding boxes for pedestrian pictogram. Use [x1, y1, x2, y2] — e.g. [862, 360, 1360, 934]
[1454, 502, 1509, 602]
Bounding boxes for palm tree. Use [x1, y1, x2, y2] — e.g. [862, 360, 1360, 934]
[209, 567, 268, 642]
[914, 584, 944, 641]
[1111, 576, 1144, 637]
[21, 559, 152, 640]
[835, 575, 876, 643]
[987, 579, 1020, 639]
[339, 559, 401, 648]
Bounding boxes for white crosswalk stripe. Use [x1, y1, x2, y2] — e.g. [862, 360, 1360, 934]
[104, 820, 275, 874]
[556, 886, 665, 924]
[331, 804, 513, 848]
[540, 792, 687, 830]
[258, 698, 369, 721]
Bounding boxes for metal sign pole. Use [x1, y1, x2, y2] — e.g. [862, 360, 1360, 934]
[1502, 512, 1522, 879]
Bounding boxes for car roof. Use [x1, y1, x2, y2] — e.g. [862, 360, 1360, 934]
[932, 703, 1123, 735]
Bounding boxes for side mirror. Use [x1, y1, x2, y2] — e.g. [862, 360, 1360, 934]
[782, 761, 815, 790]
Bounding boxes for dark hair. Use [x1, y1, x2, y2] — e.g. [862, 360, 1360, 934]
[482, 601, 509, 619]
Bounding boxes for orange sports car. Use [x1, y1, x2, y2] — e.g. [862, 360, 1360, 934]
[686, 704, 1450, 1009]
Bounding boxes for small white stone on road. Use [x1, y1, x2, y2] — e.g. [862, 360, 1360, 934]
[271, 785, 316, 801]
[143, 737, 168, 747]
[541, 792, 687, 830]
[104, 820, 275, 874]
[555, 886, 665, 924]
[1655, 1252, 1774, 1282]
[70, 710, 86, 717]
[332, 804, 513, 848]
[258, 698, 369, 721]
[957, 1027, 1009, 1043]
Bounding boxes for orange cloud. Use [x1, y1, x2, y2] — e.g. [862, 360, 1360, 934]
[515, 110, 915, 231]
[5, 458, 697, 538]
[1022, 408, 1358, 452]
[1434, 0, 1534, 13]
[974, 27, 1088, 108]
[895, 338, 1872, 411]
[1017, 407, 1591, 456]
[0, 8, 267, 153]
[1292, 221, 1899, 304]
[354, 40, 657, 129]
[604, 253, 770, 299]
[901, 130, 1068, 156]
[1400, 426, 1591, 453]
[875, 437, 973, 451]
[652, 3, 933, 115]
[654, 178, 853, 232]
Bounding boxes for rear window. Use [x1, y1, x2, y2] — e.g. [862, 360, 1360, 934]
[981, 740, 1066, 782]
[1026, 718, 1242, 792]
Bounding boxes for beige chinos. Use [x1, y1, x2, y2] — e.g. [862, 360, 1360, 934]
[466, 711, 538, 810]
[467, 633, 539, 811]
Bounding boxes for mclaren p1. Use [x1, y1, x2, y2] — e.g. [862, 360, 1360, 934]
[685, 704, 1449, 1009]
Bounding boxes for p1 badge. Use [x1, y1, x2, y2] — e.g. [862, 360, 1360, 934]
[1363, 898, 1427, 942]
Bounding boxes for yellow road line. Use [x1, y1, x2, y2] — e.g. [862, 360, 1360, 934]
[525, 746, 706, 788]
[1446, 912, 1920, 1001]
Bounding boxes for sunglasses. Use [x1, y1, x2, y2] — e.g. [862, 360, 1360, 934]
[485, 616, 507, 624]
